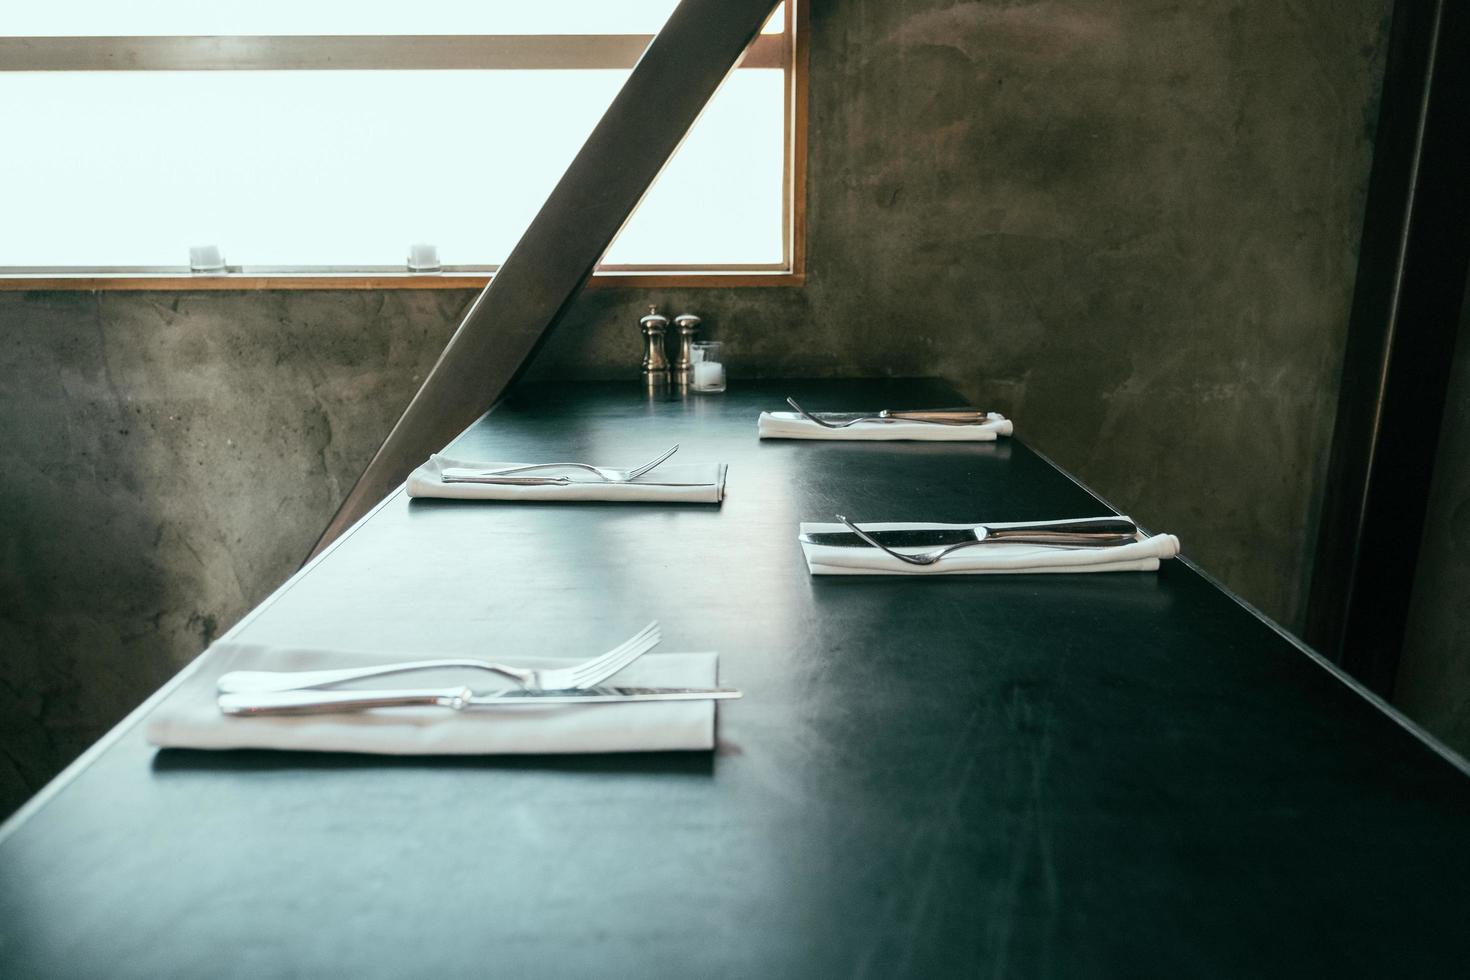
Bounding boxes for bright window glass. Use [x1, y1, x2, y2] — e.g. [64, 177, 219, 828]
[0, 3, 790, 272]
[0, 68, 784, 267]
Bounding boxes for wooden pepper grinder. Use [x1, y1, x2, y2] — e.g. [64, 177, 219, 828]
[640, 306, 670, 387]
[672, 313, 701, 388]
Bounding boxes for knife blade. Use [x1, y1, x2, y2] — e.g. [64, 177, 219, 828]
[800, 517, 1138, 548]
[219, 686, 742, 716]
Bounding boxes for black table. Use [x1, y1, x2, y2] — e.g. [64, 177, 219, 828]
[2, 379, 1467, 978]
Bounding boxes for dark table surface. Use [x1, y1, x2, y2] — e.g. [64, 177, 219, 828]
[2, 379, 1467, 979]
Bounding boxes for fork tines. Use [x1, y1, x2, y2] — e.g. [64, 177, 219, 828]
[568, 621, 661, 687]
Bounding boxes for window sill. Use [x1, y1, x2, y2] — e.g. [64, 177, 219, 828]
[0, 269, 805, 291]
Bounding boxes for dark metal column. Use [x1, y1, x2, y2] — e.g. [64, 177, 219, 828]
[1305, 0, 1470, 694]
[310, 0, 780, 558]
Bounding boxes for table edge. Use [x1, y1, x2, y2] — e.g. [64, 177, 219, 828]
[0, 399, 519, 846]
[0, 483, 416, 846]
[1023, 439, 1470, 780]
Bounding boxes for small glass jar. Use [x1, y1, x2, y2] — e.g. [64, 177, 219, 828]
[689, 341, 726, 393]
[407, 243, 442, 272]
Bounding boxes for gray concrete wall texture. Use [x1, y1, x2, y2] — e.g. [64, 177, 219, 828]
[1, 0, 1402, 815]
[0, 291, 464, 812]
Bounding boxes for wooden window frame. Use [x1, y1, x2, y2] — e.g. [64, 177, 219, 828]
[0, 1, 807, 291]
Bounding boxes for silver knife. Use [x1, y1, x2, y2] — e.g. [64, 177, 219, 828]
[219, 686, 742, 716]
[800, 517, 1138, 548]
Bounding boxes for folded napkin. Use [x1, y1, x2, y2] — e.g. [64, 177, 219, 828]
[758, 412, 1013, 441]
[146, 641, 721, 754]
[407, 454, 727, 503]
[800, 520, 1180, 575]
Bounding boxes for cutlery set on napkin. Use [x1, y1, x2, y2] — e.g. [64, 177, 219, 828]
[799, 518, 1180, 575]
[147, 622, 737, 754]
[149, 393, 1177, 756]
[758, 398, 1014, 441]
[762, 399, 1178, 576]
[408, 445, 727, 503]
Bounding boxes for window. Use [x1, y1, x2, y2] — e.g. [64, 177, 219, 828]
[0, 1, 806, 288]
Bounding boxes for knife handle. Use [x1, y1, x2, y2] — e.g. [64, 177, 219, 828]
[984, 532, 1138, 547]
[883, 410, 992, 422]
[984, 517, 1138, 542]
[219, 687, 472, 716]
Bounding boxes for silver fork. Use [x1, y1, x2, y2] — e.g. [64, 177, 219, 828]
[216, 621, 661, 694]
[785, 398, 989, 429]
[443, 444, 679, 484]
[836, 516, 1136, 566]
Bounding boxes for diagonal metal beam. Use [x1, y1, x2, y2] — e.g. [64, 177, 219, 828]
[309, 0, 780, 558]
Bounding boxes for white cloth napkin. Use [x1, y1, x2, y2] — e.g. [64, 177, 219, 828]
[757, 411, 1013, 441]
[800, 520, 1180, 575]
[407, 454, 727, 503]
[146, 641, 721, 754]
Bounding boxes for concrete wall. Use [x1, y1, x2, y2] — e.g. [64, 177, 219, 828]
[535, 0, 1390, 630]
[0, 0, 1393, 816]
[0, 291, 465, 811]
